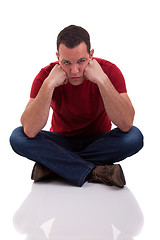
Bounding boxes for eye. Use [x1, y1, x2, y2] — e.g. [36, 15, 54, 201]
[63, 61, 71, 65]
[78, 59, 86, 64]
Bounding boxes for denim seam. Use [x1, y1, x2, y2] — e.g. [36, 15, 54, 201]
[78, 164, 95, 187]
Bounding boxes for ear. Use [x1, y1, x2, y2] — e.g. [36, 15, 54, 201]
[56, 52, 60, 62]
[89, 49, 94, 59]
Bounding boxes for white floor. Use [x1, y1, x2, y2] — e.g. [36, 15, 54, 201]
[1, 133, 159, 240]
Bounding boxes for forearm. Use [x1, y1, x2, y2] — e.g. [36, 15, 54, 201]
[21, 64, 67, 138]
[84, 59, 134, 131]
[21, 78, 55, 138]
[97, 76, 135, 132]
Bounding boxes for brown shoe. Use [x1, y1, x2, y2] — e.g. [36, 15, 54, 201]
[88, 164, 126, 188]
[31, 163, 56, 182]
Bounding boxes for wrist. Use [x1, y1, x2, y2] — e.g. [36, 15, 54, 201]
[96, 74, 109, 87]
[41, 78, 56, 97]
[44, 76, 56, 90]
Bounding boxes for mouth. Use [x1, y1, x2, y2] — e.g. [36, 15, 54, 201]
[70, 77, 81, 80]
[69, 76, 84, 86]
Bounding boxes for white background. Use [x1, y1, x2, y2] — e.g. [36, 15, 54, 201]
[0, 0, 160, 239]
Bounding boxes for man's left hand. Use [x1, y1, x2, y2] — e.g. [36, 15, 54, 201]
[84, 59, 107, 84]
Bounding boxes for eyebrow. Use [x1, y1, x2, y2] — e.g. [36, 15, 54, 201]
[61, 57, 88, 62]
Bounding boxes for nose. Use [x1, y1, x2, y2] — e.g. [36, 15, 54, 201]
[70, 64, 79, 74]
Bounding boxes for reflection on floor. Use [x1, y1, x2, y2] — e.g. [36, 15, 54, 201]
[13, 180, 144, 240]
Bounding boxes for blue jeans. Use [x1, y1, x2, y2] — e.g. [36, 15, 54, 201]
[10, 126, 143, 187]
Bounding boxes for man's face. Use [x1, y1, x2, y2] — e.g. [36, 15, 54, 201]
[57, 42, 94, 86]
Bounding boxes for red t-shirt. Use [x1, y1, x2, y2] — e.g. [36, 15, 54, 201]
[30, 57, 127, 137]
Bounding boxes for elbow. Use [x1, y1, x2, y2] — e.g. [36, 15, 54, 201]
[120, 123, 133, 132]
[120, 108, 135, 132]
[23, 127, 37, 138]
[21, 122, 38, 138]
[20, 117, 37, 138]
[120, 118, 134, 132]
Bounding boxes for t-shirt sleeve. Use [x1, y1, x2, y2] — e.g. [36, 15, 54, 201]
[107, 64, 127, 94]
[30, 68, 50, 98]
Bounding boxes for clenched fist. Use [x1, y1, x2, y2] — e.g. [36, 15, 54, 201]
[84, 59, 107, 84]
[46, 64, 68, 88]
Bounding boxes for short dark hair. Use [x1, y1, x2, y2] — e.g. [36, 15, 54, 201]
[57, 25, 91, 54]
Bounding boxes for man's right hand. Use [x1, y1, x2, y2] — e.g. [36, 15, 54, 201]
[46, 64, 68, 88]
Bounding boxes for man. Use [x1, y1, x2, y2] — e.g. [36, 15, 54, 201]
[10, 25, 143, 188]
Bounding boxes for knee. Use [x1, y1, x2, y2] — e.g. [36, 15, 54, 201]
[10, 126, 26, 153]
[126, 126, 144, 153]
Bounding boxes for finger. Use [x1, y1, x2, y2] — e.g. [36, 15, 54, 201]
[64, 79, 68, 84]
